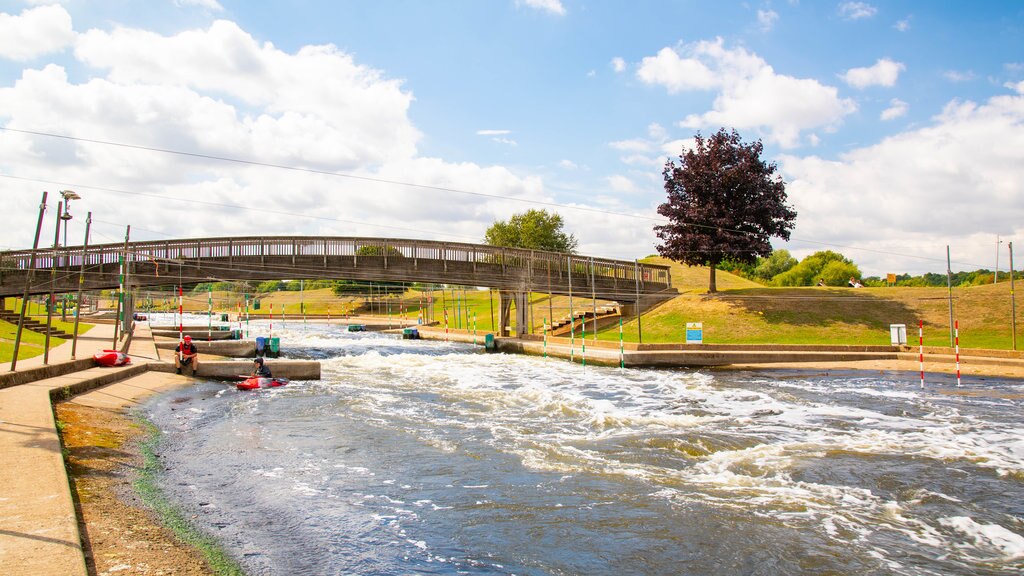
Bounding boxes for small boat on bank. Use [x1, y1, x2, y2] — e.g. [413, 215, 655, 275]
[236, 376, 290, 391]
[93, 349, 131, 367]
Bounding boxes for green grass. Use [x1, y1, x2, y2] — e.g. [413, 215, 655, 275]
[133, 415, 245, 576]
[132, 259, 1024, 350]
[0, 317, 95, 362]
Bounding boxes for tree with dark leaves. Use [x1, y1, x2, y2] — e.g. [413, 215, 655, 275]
[655, 128, 797, 293]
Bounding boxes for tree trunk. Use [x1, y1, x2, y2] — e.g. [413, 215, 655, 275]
[708, 264, 718, 293]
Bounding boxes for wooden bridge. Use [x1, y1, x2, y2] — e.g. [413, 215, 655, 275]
[0, 236, 674, 337]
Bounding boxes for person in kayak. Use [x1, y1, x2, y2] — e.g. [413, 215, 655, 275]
[175, 335, 199, 374]
[252, 356, 272, 378]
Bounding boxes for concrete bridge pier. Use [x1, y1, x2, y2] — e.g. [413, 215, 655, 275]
[498, 290, 529, 338]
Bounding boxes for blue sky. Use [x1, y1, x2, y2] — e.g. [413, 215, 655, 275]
[0, 0, 1022, 276]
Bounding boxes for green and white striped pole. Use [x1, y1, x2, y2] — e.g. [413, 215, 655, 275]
[581, 316, 586, 368]
[207, 286, 212, 341]
[543, 317, 548, 359]
[619, 318, 624, 369]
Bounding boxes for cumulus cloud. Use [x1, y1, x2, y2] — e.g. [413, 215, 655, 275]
[0, 18, 552, 249]
[477, 129, 511, 136]
[880, 98, 908, 120]
[517, 0, 566, 16]
[779, 89, 1024, 274]
[838, 2, 877, 20]
[607, 174, 639, 193]
[637, 38, 855, 148]
[0, 5, 75, 61]
[842, 58, 905, 89]
[757, 9, 779, 32]
[611, 57, 626, 73]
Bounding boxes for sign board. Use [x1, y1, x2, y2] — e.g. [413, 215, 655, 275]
[889, 324, 907, 346]
[887, 273, 897, 285]
[685, 322, 703, 344]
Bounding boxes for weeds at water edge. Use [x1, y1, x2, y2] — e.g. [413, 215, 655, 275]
[132, 415, 245, 576]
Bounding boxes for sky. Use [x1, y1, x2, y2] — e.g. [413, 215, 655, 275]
[0, 0, 1022, 277]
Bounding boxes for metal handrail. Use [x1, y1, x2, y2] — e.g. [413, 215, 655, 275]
[0, 235, 671, 288]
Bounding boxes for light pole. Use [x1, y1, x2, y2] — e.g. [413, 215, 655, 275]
[996, 235, 1003, 284]
[59, 190, 79, 321]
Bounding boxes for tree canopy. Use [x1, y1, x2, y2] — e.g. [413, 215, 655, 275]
[655, 128, 797, 292]
[484, 209, 578, 253]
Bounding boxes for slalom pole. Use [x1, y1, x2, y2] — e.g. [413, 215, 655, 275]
[178, 284, 184, 365]
[282, 304, 286, 330]
[237, 301, 241, 334]
[327, 304, 331, 325]
[918, 320, 925, 389]
[387, 297, 392, 330]
[473, 312, 477, 346]
[619, 317, 624, 369]
[954, 320, 961, 387]
[270, 303, 274, 339]
[208, 286, 212, 342]
[444, 308, 449, 342]
[301, 279, 306, 332]
[245, 296, 250, 339]
[570, 311, 575, 365]
[581, 316, 586, 368]
[543, 317, 548, 359]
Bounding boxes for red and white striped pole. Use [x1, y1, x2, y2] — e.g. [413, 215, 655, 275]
[918, 320, 925, 389]
[444, 308, 449, 342]
[178, 284, 184, 363]
[954, 319, 961, 387]
[270, 303, 274, 339]
[327, 304, 331, 324]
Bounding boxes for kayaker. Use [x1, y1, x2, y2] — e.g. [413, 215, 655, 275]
[175, 335, 199, 374]
[252, 356, 272, 378]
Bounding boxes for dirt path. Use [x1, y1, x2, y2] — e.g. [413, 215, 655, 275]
[56, 400, 216, 575]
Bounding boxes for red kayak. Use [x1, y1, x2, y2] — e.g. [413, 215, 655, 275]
[236, 376, 289, 391]
[93, 349, 131, 367]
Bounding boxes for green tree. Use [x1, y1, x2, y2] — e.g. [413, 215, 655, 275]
[655, 128, 797, 292]
[484, 209, 578, 253]
[752, 249, 798, 281]
[773, 250, 859, 286]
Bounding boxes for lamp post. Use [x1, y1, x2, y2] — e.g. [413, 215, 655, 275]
[996, 235, 1003, 284]
[59, 190, 79, 321]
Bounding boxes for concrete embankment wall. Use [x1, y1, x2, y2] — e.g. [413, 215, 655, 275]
[148, 360, 321, 380]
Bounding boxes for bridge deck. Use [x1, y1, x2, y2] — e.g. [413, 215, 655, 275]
[1, 236, 672, 302]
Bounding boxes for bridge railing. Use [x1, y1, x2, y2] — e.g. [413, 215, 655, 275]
[1, 236, 671, 289]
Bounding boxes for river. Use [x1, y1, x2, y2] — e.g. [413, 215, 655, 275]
[142, 319, 1024, 575]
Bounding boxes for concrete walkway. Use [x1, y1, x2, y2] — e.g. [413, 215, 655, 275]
[0, 322, 180, 576]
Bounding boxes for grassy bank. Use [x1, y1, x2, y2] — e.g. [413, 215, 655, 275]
[139, 258, 1023, 350]
[134, 415, 246, 575]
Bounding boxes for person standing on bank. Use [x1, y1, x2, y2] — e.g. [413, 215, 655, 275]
[175, 335, 199, 374]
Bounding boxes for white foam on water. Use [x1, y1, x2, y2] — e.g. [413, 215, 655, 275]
[939, 516, 1024, 560]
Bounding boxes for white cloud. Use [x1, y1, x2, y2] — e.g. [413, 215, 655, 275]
[517, 0, 566, 16]
[477, 129, 511, 136]
[779, 90, 1024, 274]
[559, 159, 578, 169]
[757, 9, 779, 32]
[838, 2, 877, 20]
[0, 18, 552, 249]
[606, 174, 639, 193]
[842, 58, 905, 89]
[175, 0, 225, 11]
[0, 5, 75, 61]
[637, 38, 855, 148]
[491, 137, 518, 146]
[880, 98, 908, 120]
[611, 57, 626, 73]
[609, 138, 652, 152]
[944, 70, 976, 83]
[895, 17, 911, 31]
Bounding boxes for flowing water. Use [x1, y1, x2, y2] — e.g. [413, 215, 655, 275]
[143, 320, 1024, 575]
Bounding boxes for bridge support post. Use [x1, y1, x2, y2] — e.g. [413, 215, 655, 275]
[498, 290, 529, 338]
